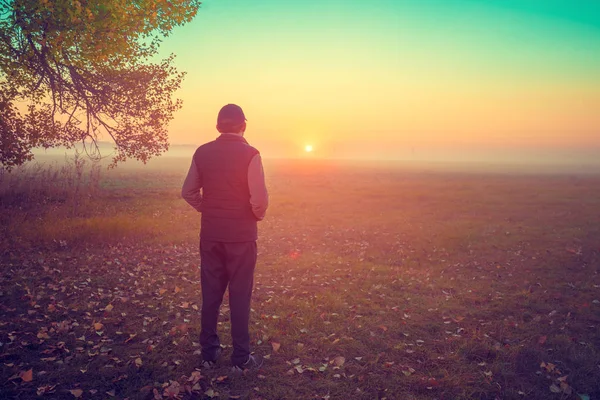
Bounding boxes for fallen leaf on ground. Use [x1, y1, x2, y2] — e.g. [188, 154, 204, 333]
[188, 371, 202, 384]
[70, 389, 84, 398]
[271, 341, 281, 352]
[37, 331, 50, 340]
[560, 381, 572, 395]
[36, 385, 56, 395]
[164, 381, 181, 397]
[333, 356, 345, 367]
[20, 369, 33, 382]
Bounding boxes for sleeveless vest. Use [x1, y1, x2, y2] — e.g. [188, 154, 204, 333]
[193, 134, 259, 242]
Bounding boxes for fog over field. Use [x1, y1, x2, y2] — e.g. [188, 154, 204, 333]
[31, 139, 600, 175]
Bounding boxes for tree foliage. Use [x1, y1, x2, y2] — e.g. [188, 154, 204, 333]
[0, 0, 201, 168]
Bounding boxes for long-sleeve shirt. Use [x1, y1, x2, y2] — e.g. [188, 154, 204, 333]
[181, 148, 269, 221]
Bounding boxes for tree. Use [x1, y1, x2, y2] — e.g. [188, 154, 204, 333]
[0, 0, 201, 169]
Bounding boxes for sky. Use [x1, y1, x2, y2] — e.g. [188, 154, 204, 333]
[155, 0, 600, 162]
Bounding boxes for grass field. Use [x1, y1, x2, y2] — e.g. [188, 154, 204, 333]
[1, 157, 600, 399]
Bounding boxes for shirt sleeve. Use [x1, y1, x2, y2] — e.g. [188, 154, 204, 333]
[181, 157, 203, 212]
[248, 153, 269, 221]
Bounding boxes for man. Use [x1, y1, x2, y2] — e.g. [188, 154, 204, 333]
[182, 104, 268, 373]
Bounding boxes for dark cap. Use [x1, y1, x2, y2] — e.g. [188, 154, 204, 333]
[217, 104, 246, 127]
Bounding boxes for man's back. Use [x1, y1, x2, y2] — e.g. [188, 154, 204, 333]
[181, 103, 268, 371]
[193, 134, 259, 242]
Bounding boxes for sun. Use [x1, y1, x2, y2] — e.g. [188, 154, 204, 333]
[305, 145, 313, 153]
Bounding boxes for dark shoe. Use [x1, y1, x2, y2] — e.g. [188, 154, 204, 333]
[201, 347, 222, 369]
[231, 354, 264, 375]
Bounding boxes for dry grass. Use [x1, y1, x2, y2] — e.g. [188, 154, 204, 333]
[1, 157, 599, 399]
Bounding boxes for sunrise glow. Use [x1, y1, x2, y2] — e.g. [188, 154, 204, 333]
[156, 0, 600, 163]
[305, 145, 313, 153]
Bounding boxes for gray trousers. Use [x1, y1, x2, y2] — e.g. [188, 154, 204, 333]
[199, 239, 257, 366]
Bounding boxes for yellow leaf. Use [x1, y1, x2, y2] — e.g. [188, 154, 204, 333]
[271, 341, 281, 352]
[135, 358, 143, 368]
[333, 356, 345, 367]
[105, 304, 114, 312]
[94, 322, 104, 331]
[37, 331, 50, 340]
[70, 389, 84, 398]
[174, 286, 182, 294]
[159, 289, 167, 295]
